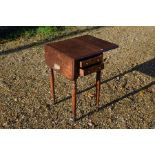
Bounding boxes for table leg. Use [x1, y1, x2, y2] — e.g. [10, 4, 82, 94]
[72, 80, 77, 121]
[96, 71, 101, 108]
[49, 68, 55, 103]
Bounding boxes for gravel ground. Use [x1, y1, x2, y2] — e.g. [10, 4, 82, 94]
[0, 26, 155, 129]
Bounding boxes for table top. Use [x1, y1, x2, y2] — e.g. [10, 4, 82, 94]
[46, 35, 118, 60]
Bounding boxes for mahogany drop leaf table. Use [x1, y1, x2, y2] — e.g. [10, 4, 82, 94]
[45, 35, 118, 121]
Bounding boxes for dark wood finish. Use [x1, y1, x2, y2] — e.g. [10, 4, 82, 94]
[49, 69, 55, 103]
[96, 71, 101, 108]
[44, 35, 119, 120]
[79, 63, 104, 76]
[80, 54, 103, 68]
[45, 35, 118, 80]
[72, 80, 77, 120]
[46, 35, 118, 60]
[45, 47, 74, 80]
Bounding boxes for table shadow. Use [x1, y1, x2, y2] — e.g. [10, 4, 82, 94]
[54, 58, 155, 103]
[76, 81, 154, 121]
[50, 58, 155, 120]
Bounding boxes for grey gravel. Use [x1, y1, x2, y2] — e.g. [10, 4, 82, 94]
[0, 26, 155, 128]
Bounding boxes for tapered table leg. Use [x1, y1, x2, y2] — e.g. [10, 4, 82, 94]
[96, 71, 101, 108]
[72, 80, 77, 121]
[49, 68, 55, 103]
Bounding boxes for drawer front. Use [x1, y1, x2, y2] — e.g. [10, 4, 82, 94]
[79, 54, 103, 68]
[79, 63, 104, 76]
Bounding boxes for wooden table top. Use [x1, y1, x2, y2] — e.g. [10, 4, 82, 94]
[46, 35, 118, 60]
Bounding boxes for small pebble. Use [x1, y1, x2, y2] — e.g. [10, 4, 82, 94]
[88, 122, 93, 127]
[116, 76, 120, 81]
[14, 98, 17, 102]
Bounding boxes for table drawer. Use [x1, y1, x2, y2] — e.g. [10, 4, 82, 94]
[79, 63, 104, 76]
[79, 54, 103, 68]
